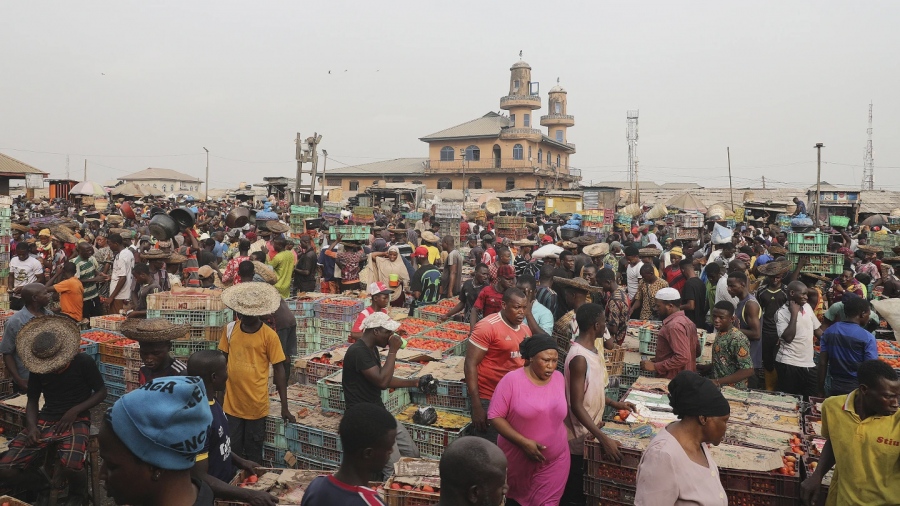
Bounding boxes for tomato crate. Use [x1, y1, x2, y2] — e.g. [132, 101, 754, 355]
[583, 477, 636, 505]
[383, 476, 440, 506]
[606, 362, 624, 377]
[788, 231, 828, 247]
[399, 420, 472, 459]
[99, 363, 124, 378]
[724, 491, 796, 506]
[604, 347, 625, 364]
[79, 338, 98, 357]
[146, 291, 226, 311]
[404, 336, 458, 355]
[146, 309, 233, 328]
[285, 439, 342, 466]
[285, 422, 342, 452]
[317, 371, 409, 414]
[719, 461, 800, 501]
[0, 401, 25, 434]
[107, 384, 126, 399]
[638, 328, 658, 355]
[261, 444, 293, 469]
[585, 437, 643, 482]
[410, 391, 471, 411]
[102, 373, 125, 388]
[98, 340, 137, 358]
[315, 298, 365, 322]
[418, 328, 468, 342]
[313, 319, 353, 333]
[89, 315, 127, 331]
[171, 339, 219, 359]
[99, 354, 126, 366]
[125, 357, 143, 371]
[0, 379, 11, 397]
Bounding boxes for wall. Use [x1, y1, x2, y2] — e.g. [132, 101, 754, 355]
[425, 138, 570, 174]
[331, 173, 569, 194]
[122, 179, 203, 193]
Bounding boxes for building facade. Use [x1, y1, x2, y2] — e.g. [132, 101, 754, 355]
[325, 59, 580, 195]
[118, 168, 203, 194]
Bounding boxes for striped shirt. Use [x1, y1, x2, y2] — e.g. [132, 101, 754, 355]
[74, 255, 100, 301]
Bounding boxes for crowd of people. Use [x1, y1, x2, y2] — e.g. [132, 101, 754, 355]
[0, 196, 898, 505]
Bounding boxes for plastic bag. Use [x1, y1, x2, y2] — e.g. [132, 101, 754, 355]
[413, 406, 438, 426]
[791, 216, 813, 227]
[711, 223, 733, 245]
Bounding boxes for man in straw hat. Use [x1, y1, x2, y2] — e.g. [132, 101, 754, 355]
[1, 284, 55, 393]
[640, 287, 699, 379]
[0, 316, 106, 504]
[122, 318, 189, 385]
[552, 276, 610, 352]
[219, 282, 296, 465]
[344, 311, 435, 479]
[420, 230, 441, 266]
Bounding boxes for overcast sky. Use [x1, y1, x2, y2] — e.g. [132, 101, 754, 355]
[3, 1, 900, 192]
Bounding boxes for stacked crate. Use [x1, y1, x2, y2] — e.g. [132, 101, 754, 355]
[581, 211, 611, 239]
[95, 332, 137, 402]
[145, 291, 229, 362]
[672, 213, 703, 242]
[312, 297, 363, 350]
[394, 404, 472, 459]
[493, 215, 528, 241]
[287, 294, 330, 357]
[0, 196, 11, 309]
[435, 203, 463, 244]
[352, 206, 375, 224]
[289, 205, 319, 238]
[583, 435, 643, 505]
[869, 233, 900, 258]
[283, 408, 344, 469]
[327, 225, 369, 242]
[262, 384, 321, 468]
[786, 232, 842, 275]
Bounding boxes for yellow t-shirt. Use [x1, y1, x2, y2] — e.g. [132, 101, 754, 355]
[821, 390, 900, 506]
[425, 245, 440, 265]
[218, 323, 286, 420]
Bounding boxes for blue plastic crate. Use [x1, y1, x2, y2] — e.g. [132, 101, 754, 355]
[99, 363, 124, 377]
[79, 338, 98, 356]
[106, 384, 125, 398]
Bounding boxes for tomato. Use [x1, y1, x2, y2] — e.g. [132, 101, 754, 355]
[247, 475, 258, 484]
[422, 485, 435, 493]
[618, 410, 631, 420]
[390, 483, 401, 490]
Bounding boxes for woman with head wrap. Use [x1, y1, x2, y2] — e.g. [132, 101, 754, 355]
[370, 246, 411, 307]
[487, 334, 570, 505]
[634, 371, 730, 505]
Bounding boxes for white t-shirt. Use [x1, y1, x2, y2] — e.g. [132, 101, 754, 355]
[110, 248, 135, 300]
[626, 260, 644, 299]
[775, 303, 819, 368]
[10, 256, 44, 289]
[715, 274, 738, 306]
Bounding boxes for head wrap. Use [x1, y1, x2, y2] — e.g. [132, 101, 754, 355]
[735, 253, 752, 263]
[39, 229, 51, 237]
[667, 371, 730, 418]
[245, 231, 257, 242]
[519, 334, 558, 360]
[387, 245, 401, 256]
[669, 246, 684, 258]
[610, 241, 623, 251]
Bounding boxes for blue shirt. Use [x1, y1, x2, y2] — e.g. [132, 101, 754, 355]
[755, 254, 774, 266]
[820, 321, 878, 395]
[318, 249, 337, 281]
[199, 399, 235, 483]
[531, 300, 554, 335]
[213, 241, 227, 260]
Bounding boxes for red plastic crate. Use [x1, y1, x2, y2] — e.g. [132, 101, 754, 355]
[584, 437, 643, 486]
[584, 477, 636, 505]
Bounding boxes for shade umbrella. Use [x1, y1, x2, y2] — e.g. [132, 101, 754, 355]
[110, 183, 144, 197]
[861, 214, 889, 227]
[70, 181, 108, 197]
[665, 192, 708, 213]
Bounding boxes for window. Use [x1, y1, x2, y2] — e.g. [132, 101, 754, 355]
[513, 144, 524, 160]
[412, 180, 423, 185]
[509, 114, 515, 127]
[557, 155, 561, 167]
[440, 146, 455, 161]
[528, 146, 532, 161]
[548, 151, 552, 166]
[437, 178, 452, 189]
[391, 177, 405, 183]
[465, 145, 480, 161]
[513, 79, 520, 92]
[467, 176, 482, 189]
[554, 102, 562, 114]
[372, 180, 379, 185]
[538, 149, 542, 164]
[524, 114, 530, 127]
[556, 130, 564, 142]
[349, 181, 359, 191]
[506, 177, 515, 190]
[326, 178, 342, 186]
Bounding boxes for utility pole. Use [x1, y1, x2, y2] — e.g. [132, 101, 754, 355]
[814, 143, 824, 224]
[84, 160, 87, 181]
[319, 150, 328, 211]
[203, 147, 209, 201]
[307, 134, 321, 206]
[626, 110, 639, 204]
[762, 176, 766, 189]
[727, 147, 734, 211]
[293, 133, 322, 205]
[66, 155, 70, 180]
[294, 133, 304, 205]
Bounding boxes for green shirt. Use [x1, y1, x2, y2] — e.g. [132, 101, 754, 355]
[73, 255, 100, 301]
[711, 327, 754, 389]
[268, 250, 295, 299]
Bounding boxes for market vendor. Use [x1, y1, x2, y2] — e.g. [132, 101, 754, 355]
[640, 287, 699, 378]
[120, 318, 189, 385]
[349, 282, 393, 341]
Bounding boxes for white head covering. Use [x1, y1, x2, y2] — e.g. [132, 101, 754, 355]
[360, 312, 400, 332]
[656, 287, 681, 302]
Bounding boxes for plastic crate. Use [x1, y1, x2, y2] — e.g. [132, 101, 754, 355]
[829, 215, 850, 228]
[317, 371, 409, 414]
[99, 354, 126, 366]
[147, 291, 226, 311]
[583, 477, 636, 505]
[409, 390, 471, 411]
[124, 344, 142, 361]
[99, 363, 124, 378]
[171, 339, 219, 358]
[146, 309, 233, 328]
[101, 372, 125, 387]
[400, 417, 472, 459]
[285, 439, 342, 466]
[107, 384, 126, 398]
[125, 367, 141, 383]
[585, 437, 643, 485]
[315, 298, 365, 322]
[89, 315, 127, 331]
[788, 232, 828, 247]
[313, 319, 353, 332]
[418, 328, 468, 342]
[98, 340, 137, 358]
[186, 326, 225, 342]
[787, 253, 844, 275]
[719, 466, 799, 501]
[80, 338, 98, 356]
[383, 476, 440, 506]
[285, 422, 342, 452]
[638, 328, 658, 355]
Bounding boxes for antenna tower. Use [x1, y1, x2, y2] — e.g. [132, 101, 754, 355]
[626, 110, 640, 201]
[862, 102, 874, 190]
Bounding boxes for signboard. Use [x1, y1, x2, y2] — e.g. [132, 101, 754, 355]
[818, 191, 858, 203]
[25, 174, 44, 189]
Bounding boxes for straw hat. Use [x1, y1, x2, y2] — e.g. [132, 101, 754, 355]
[757, 260, 792, 277]
[11, 223, 29, 233]
[109, 228, 129, 236]
[801, 272, 833, 282]
[107, 215, 124, 225]
[18, 316, 81, 374]
[252, 261, 278, 284]
[266, 220, 290, 234]
[572, 235, 597, 246]
[165, 252, 187, 265]
[512, 239, 537, 246]
[639, 247, 662, 257]
[485, 199, 502, 214]
[553, 276, 602, 294]
[560, 241, 577, 249]
[120, 318, 190, 342]
[141, 249, 173, 261]
[768, 245, 788, 257]
[858, 245, 882, 254]
[222, 282, 281, 316]
[881, 256, 900, 264]
[388, 228, 407, 234]
[421, 231, 439, 244]
[51, 227, 77, 244]
[583, 243, 610, 257]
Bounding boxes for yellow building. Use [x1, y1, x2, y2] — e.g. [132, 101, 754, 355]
[325, 59, 580, 194]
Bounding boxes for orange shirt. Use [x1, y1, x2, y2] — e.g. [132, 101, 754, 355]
[54, 276, 84, 322]
[469, 313, 532, 400]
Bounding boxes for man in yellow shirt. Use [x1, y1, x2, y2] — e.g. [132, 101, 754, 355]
[218, 282, 296, 465]
[801, 359, 900, 506]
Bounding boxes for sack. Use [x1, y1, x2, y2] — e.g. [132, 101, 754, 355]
[871, 299, 900, 331]
[711, 223, 733, 245]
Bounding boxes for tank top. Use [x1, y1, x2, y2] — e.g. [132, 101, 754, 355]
[736, 293, 761, 369]
[563, 341, 607, 454]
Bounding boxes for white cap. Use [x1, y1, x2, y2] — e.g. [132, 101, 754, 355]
[360, 312, 400, 332]
[655, 287, 681, 302]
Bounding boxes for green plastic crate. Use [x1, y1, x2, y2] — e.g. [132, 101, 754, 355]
[788, 253, 844, 275]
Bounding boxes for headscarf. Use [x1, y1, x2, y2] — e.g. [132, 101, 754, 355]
[376, 246, 410, 302]
[667, 371, 730, 418]
[519, 334, 558, 360]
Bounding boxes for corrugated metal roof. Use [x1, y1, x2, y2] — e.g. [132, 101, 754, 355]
[0, 153, 48, 177]
[120, 168, 202, 183]
[594, 181, 661, 190]
[859, 190, 900, 214]
[325, 158, 429, 176]
[618, 187, 797, 208]
[419, 112, 509, 141]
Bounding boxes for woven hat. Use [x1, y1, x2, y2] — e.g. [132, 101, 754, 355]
[165, 252, 187, 265]
[51, 227, 77, 244]
[512, 239, 537, 246]
[858, 244, 882, 254]
[561, 241, 577, 249]
[768, 245, 788, 257]
[107, 215, 124, 225]
[18, 316, 81, 374]
[198, 265, 216, 279]
[801, 272, 833, 282]
[120, 318, 190, 342]
[639, 247, 662, 257]
[252, 261, 278, 284]
[109, 228, 129, 236]
[881, 256, 900, 264]
[141, 249, 172, 261]
[222, 282, 281, 316]
[388, 228, 407, 234]
[757, 259, 792, 277]
[572, 235, 597, 246]
[421, 231, 439, 244]
[553, 276, 602, 294]
[583, 243, 610, 257]
[266, 220, 289, 234]
[11, 223, 29, 233]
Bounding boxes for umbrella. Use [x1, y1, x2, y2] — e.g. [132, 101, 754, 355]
[70, 181, 108, 197]
[110, 183, 144, 197]
[861, 214, 889, 227]
[666, 192, 708, 213]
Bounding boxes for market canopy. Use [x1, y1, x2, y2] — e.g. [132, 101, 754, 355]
[69, 181, 108, 197]
[665, 192, 708, 213]
[861, 214, 889, 227]
[109, 183, 144, 197]
[141, 186, 164, 197]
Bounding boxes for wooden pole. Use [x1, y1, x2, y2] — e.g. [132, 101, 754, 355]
[727, 147, 734, 211]
[815, 143, 824, 224]
[83, 159, 87, 181]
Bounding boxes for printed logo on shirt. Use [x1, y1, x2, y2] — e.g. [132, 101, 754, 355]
[877, 437, 900, 447]
[510, 351, 521, 359]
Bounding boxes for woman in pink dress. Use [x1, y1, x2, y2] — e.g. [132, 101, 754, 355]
[488, 334, 570, 506]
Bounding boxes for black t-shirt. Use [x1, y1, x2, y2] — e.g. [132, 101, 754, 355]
[459, 279, 486, 318]
[341, 340, 384, 410]
[297, 249, 318, 289]
[202, 400, 236, 483]
[28, 352, 104, 421]
[681, 277, 708, 329]
[756, 285, 788, 336]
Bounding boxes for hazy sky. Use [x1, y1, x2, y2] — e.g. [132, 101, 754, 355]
[3, 1, 900, 191]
